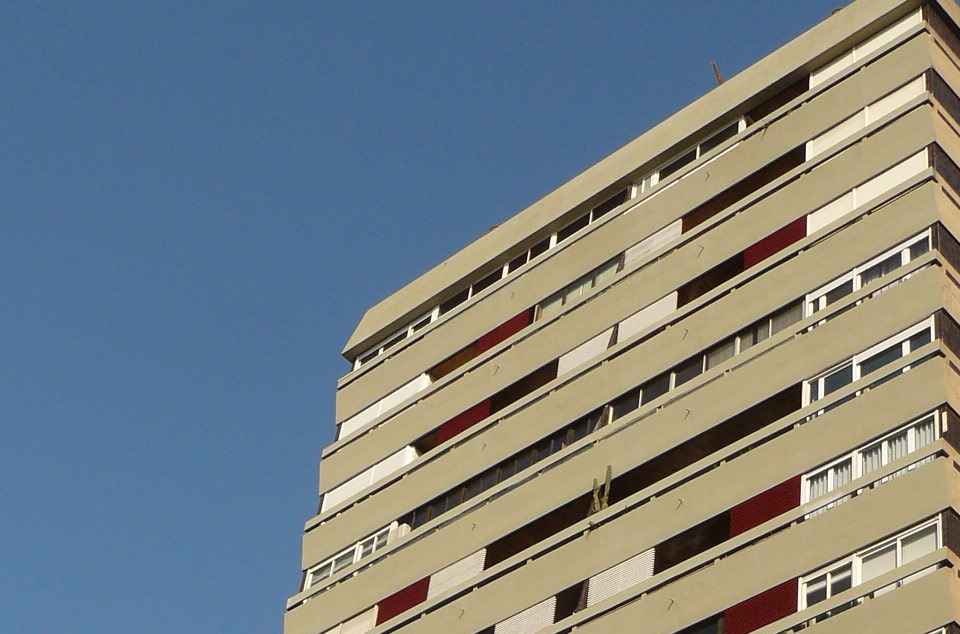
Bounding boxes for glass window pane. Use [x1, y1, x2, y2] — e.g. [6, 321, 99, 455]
[914, 416, 937, 447]
[507, 252, 529, 273]
[333, 549, 355, 573]
[901, 524, 938, 564]
[595, 258, 620, 286]
[832, 459, 852, 488]
[824, 280, 854, 307]
[859, 344, 901, 377]
[823, 364, 853, 396]
[830, 564, 853, 595]
[908, 329, 931, 351]
[705, 340, 735, 370]
[360, 538, 376, 558]
[659, 148, 697, 180]
[771, 302, 803, 334]
[861, 544, 897, 582]
[909, 238, 930, 260]
[805, 577, 828, 606]
[861, 253, 901, 286]
[673, 356, 704, 387]
[888, 430, 909, 461]
[808, 470, 829, 500]
[641, 374, 670, 405]
[529, 237, 550, 259]
[539, 292, 563, 319]
[861, 443, 883, 474]
[612, 388, 640, 420]
[565, 275, 592, 303]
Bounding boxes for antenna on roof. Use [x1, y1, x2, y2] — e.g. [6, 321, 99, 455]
[711, 60, 724, 86]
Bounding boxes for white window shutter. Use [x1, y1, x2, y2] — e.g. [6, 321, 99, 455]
[494, 597, 557, 634]
[428, 549, 487, 599]
[586, 547, 655, 607]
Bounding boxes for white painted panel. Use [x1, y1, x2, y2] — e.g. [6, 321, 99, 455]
[624, 220, 681, 266]
[806, 111, 863, 159]
[810, 50, 854, 88]
[807, 191, 854, 235]
[427, 549, 487, 599]
[557, 328, 614, 376]
[586, 547, 655, 607]
[321, 467, 374, 512]
[618, 292, 678, 342]
[855, 150, 927, 207]
[856, 8, 922, 60]
[381, 374, 430, 413]
[494, 597, 557, 634]
[339, 400, 382, 439]
[371, 446, 418, 483]
[866, 76, 925, 124]
[340, 606, 378, 634]
[810, 9, 921, 88]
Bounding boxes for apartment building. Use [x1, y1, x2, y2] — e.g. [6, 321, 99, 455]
[286, 1, 960, 633]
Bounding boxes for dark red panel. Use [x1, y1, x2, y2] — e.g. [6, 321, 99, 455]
[477, 309, 533, 354]
[376, 577, 430, 625]
[730, 476, 800, 537]
[436, 399, 492, 444]
[724, 578, 798, 634]
[743, 217, 806, 269]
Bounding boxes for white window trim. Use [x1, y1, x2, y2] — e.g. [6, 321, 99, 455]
[801, 411, 940, 505]
[799, 517, 942, 611]
[805, 230, 931, 316]
[803, 317, 934, 407]
[305, 523, 397, 590]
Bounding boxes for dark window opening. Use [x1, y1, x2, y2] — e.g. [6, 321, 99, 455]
[428, 343, 479, 382]
[592, 188, 630, 220]
[491, 361, 559, 413]
[746, 78, 807, 123]
[609, 385, 802, 507]
[660, 148, 698, 180]
[682, 146, 805, 233]
[472, 268, 503, 295]
[677, 253, 745, 307]
[530, 237, 551, 259]
[439, 287, 470, 316]
[557, 214, 590, 243]
[678, 615, 725, 634]
[700, 122, 739, 155]
[653, 512, 730, 574]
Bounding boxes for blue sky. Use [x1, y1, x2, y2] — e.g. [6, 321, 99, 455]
[0, 2, 842, 632]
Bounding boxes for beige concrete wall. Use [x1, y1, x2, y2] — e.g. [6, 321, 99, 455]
[334, 32, 935, 424]
[322, 105, 939, 492]
[341, 0, 924, 360]
[306, 189, 946, 565]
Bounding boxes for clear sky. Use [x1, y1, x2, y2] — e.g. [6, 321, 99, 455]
[0, 2, 844, 632]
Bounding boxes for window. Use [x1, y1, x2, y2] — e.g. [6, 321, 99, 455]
[305, 524, 394, 590]
[354, 308, 440, 370]
[536, 256, 622, 320]
[801, 412, 940, 517]
[633, 118, 746, 195]
[800, 518, 941, 610]
[806, 231, 931, 317]
[803, 317, 934, 409]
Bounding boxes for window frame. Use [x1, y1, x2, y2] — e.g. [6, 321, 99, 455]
[805, 230, 931, 317]
[799, 517, 942, 611]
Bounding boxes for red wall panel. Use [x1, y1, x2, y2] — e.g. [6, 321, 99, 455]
[743, 217, 806, 269]
[376, 577, 430, 625]
[724, 578, 799, 634]
[477, 309, 533, 354]
[730, 476, 800, 537]
[436, 399, 492, 444]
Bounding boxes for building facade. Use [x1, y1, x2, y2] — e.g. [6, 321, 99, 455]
[286, 1, 960, 633]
